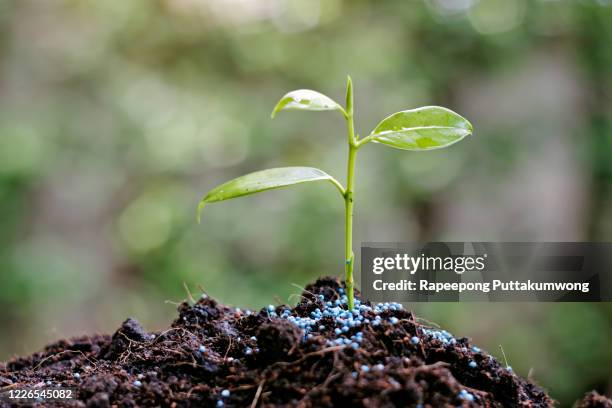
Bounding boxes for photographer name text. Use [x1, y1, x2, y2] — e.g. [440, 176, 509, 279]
[371, 254, 590, 294]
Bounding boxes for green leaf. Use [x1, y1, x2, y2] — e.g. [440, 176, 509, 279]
[198, 167, 344, 222]
[271, 89, 344, 118]
[370, 106, 473, 151]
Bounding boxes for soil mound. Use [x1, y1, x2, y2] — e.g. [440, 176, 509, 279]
[1, 277, 610, 407]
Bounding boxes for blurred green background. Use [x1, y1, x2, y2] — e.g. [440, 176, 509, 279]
[1, 0, 611, 405]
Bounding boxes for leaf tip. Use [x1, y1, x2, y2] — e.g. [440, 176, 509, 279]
[196, 200, 207, 224]
[466, 119, 474, 134]
[270, 103, 281, 119]
[271, 95, 292, 119]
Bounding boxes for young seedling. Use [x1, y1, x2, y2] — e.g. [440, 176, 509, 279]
[198, 77, 473, 310]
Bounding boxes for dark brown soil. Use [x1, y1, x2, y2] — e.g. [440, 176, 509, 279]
[576, 392, 612, 408]
[0, 277, 610, 407]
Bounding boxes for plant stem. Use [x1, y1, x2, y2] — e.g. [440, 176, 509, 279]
[345, 141, 357, 310]
[344, 77, 357, 310]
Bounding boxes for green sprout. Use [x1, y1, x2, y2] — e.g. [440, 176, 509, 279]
[198, 77, 473, 310]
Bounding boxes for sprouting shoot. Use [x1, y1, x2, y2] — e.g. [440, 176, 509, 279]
[198, 77, 473, 310]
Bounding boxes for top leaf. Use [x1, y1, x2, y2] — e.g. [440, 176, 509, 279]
[271, 89, 344, 118]
[198, 166, 344, 222]
[369, 106, 473, 151]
